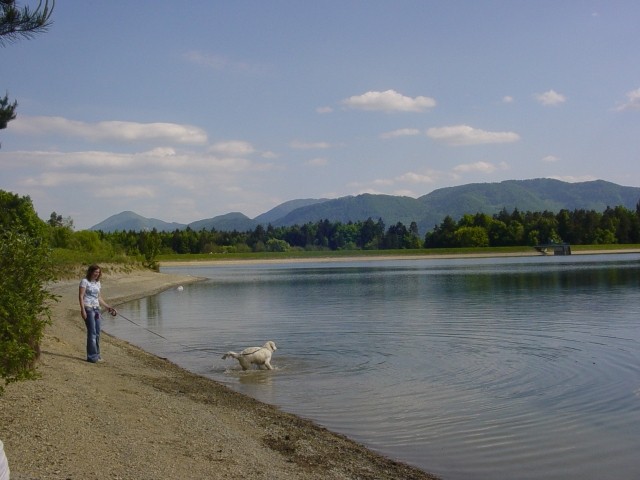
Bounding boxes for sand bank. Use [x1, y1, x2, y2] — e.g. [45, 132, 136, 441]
[0, 267, 436, 480]
[160, 248, 640, 267]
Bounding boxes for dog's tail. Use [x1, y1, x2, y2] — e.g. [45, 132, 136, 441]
[222, 351, 239, 360]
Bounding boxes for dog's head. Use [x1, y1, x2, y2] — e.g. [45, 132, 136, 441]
[264, 341, 277, 352]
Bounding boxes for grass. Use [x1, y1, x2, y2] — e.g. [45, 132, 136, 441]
[50, 248, 146, 279]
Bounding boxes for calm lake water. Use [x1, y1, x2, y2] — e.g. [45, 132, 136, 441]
[103, 254, 640, 480]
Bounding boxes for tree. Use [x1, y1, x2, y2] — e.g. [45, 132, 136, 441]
[0, 1, 54, 138]
[47, 211, 74, 248]
[453, 226, 489, 247]
[424, 215, 456, 248]
[265, 238, 290, 252]
[0, 0, 53, 44]
[139, 229, 161, 269]
[0, 93, 17, 129]
[0, 190, 56, 392]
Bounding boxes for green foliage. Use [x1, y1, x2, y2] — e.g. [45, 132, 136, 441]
[0, 93, 17, 129]
[0, 1, 54, 46]
[0, 191, 56, 392]
[265, 238, 290, 252]
[453, 226, 489, 247]
[138, 229, 161, 270]
[426, 205, 640, 248]
[68, 230, 102, 252]
[1, 1, 55, 141]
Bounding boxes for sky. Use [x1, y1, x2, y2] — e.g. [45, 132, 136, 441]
[1, 1, 639, 230]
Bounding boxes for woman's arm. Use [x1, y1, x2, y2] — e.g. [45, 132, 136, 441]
[99, 294, 117, 316]
[79, 285, 87, 320]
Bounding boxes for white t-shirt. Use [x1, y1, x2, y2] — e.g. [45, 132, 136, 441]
[80, 278, 101, 308]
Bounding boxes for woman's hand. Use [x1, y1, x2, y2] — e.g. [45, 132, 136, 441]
[81, 308, 87, 320]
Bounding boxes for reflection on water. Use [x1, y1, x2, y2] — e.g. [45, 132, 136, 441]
[104, 254, 640, 480]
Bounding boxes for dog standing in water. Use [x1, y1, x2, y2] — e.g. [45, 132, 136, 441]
[222, 341, 277, 370]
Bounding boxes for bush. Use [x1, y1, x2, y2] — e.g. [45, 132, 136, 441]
[0, 191, 56, 392]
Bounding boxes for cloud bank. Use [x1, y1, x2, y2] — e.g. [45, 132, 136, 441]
[343, 90, 436, 113]
[11, 116, 208, 145]
[426, 125, 520, 146]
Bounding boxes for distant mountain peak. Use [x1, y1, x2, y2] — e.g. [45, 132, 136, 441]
[90, 179, 640, 233]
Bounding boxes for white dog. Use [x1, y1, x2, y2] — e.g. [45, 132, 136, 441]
[222, 341, 277, 370]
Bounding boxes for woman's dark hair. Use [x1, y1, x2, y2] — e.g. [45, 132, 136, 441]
[85, 264, 102, 281]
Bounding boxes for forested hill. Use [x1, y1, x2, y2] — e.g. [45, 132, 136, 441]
[90, 179, 640, 233]
[416, 179, 640, 231]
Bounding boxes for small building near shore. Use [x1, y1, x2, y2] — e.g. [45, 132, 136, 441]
[534, 243, 572, 255]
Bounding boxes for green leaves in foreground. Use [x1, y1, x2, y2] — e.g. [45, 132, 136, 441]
[0, 191, 57, 392]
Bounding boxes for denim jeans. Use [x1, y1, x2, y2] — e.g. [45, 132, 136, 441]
[84, 307, 101, 362]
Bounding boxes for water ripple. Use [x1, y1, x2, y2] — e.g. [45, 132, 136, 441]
[108, 255, 640, 480]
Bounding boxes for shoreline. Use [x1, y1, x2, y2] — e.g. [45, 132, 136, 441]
[159, 248, 640, 267]
[0, 268, 438, 480]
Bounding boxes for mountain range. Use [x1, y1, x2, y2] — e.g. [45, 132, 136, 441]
[89, 178, 640, 234]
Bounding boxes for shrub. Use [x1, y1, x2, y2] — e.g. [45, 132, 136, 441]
[0, 191, 56, 392]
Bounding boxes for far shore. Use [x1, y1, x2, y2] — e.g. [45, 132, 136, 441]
[159, 247, 640, 267]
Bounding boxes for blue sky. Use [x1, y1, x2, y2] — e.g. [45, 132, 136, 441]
[1, 1, 639, 229]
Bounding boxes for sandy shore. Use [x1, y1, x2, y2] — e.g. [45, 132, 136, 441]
[0, 266, 437, 480]
[160, 248, 640, 267]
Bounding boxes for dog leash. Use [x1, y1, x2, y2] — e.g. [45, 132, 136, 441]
[114, 311, 172, 341]
[112, 311, 214, 353]
[113, 311, 266, 358]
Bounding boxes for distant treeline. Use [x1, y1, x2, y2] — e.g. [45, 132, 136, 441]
[425, 206, 640, 248]
[51, 204, 640, 260]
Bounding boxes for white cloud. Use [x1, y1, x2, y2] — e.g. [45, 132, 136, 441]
[349, 170, 438, 194]
[160, 171, 205, 190]
[305, 157, 328, 167]
[289, 140, 331, 149]
[502, 96, 514, 103]
[342, 89, 436, 113]
[184, 51, 228, 69]
[208, 140, 255, 156]
[21, 172, 99, 187]
[11, 116, 208, 145]
[550, 175, 598, 183]
[392, 189, 418, 197]
[453, 161, 507, 174]
[3, 146, 268, 175]
[614, 87, 640, 111]
[542, 155, 560, 163]
[426, 125, 520, 146]
[395, 172, 436, 184]
[380, 128, 421, 139]
[316, 106, 333, 114]
[535, 90, 567, 106]
[183, 50, 268, 75]
[94, 185, 156, 199]
[8, 150, 146, 170]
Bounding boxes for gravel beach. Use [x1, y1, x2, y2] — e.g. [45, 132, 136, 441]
[0, 266, 438, 480]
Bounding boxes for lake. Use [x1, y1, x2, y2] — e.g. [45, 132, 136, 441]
[103, 254, 640, 480]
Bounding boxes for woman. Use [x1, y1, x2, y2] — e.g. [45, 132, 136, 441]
[79, 264, 117, 363]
